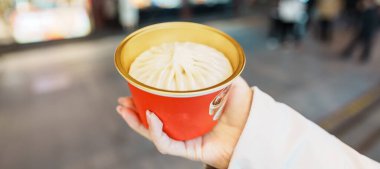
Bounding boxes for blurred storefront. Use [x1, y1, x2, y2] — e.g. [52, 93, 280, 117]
[92, 0, 234, 30]
[0, 0, 234, 45]
[0, 0, 92, 44]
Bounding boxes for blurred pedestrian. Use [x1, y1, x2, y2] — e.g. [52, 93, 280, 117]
[316, 0, 342, 42]
[306, 0, 317, 29]
[118, 0, 139, 30]
[278, 0, 307, 44]
[341, 0, 379, 63]
[267, 0, 307, 49]
[342, 0, 360, 28]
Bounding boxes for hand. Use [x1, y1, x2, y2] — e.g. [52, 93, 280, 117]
[116, 76, 253, 169]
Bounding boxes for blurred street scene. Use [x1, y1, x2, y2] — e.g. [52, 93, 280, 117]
[1, 0, 380, 168]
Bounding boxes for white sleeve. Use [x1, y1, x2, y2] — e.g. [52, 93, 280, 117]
[228, 87, 380, 169]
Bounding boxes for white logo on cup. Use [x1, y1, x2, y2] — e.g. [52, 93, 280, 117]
[209, 86, 231, 121]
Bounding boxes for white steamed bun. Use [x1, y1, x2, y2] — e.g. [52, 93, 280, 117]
[129, 42, 233, 91]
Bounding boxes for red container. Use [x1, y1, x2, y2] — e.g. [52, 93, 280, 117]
[115, 22, 245, 140]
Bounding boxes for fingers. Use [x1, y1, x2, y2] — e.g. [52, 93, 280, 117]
[118, 97, 135, 110]
[146, 111, 186, 156]
[117, 101, 204, 161]
[117, 105, 150, 140]
[146, 111, 203, 161]
[183, 137, 203, 161]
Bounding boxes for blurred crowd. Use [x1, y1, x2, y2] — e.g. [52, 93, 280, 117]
[0, 0, 233, 45]
[267, 0, 380, 63]
[1, 0, 379, 63]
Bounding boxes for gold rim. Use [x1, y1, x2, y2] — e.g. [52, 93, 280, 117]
[114, 22, 246, 97]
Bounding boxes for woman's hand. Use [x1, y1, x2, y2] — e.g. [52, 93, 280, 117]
[116, 76, 253, 169]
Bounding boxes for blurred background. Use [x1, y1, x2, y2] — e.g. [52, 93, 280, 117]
[0, 0, 380, 168]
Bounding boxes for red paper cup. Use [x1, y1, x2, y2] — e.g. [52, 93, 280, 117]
[115, 22, 245, 140]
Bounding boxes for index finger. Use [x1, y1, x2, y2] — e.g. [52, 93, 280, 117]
[118, 97, 136, 109]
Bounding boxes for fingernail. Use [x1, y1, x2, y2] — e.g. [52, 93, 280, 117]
[149, 113, 163, 134]
[118, 97, 124, 103]
[116, 106, 123, 113]
[146, 110, 151, 121]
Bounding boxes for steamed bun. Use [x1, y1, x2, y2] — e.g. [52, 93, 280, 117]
[129, 42, 233, 91]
